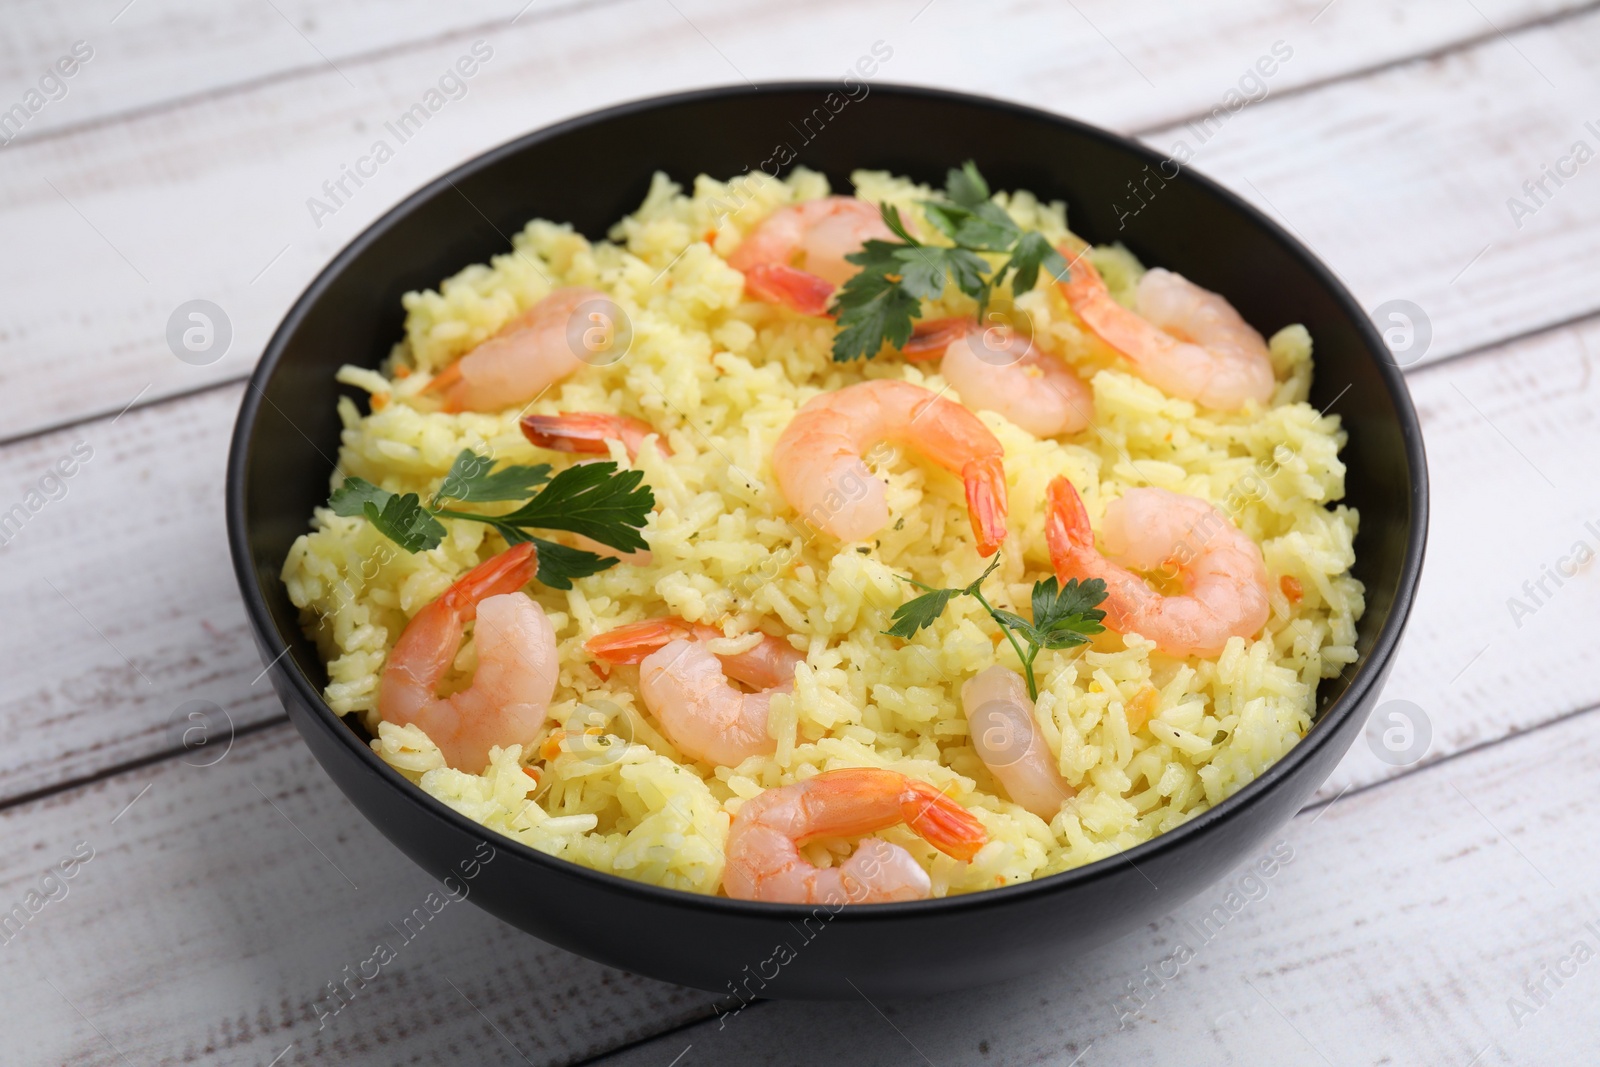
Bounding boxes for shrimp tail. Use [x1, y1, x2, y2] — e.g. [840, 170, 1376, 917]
[900, 317, 973, 362]
[743, 264, 836, 317]
[441, 541, 539, 618]
[521, 413, 626, 454]
[900, 780, 987, 862]
[521, 412, 667, 459]
[1057, 254, 1145, 368]
[585, 617, 697, 664]
[1044, 476, 1094, 578]
[422, 362, 462, 394]
[423, 362, 466, 412]
[961, 455, 1009, 557]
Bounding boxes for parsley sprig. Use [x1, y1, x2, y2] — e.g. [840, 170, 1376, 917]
[328, 449, 654, 589]
[829, 162, 1072, 362]
[884, 556, 1108, 700]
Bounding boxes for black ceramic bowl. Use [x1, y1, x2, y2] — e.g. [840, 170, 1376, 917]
[227, 83, 1427, 999]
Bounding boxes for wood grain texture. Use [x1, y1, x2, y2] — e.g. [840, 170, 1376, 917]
[0, 0, 1591, 439]
[0, 0, 522, 141]
[3, 1, 1595, 1064]
[0, 383, 285, 804]
[591, 706, 1600, 1067]
[1139, 6, 1600, 365]
[0, 724, 710, 1067]
[1321, 319, 1600, 795]
[2, 0, 1579, 141]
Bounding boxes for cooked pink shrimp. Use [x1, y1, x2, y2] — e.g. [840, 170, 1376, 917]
[425, 288, 611, 412]
[727, 197, 893, 316]
[520, 412, 669, 462]
[1059, 256, 1274, 411]
[1044, 477, 1270, 658]
[377, 543, 558, 772]
[772, 379, 1009, 556]
[585, 617, 804, 766]
[939, 323, 1093, 438]
[898, 316, 973, 362]
[961, 666, 1074, 819]
[724, 768, 988, 903]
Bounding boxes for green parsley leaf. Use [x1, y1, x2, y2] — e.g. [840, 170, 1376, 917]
[920, 200, 1017, 253]
[895, 246, 975, 302]
[883, 557, 1002, 639]
[325, 456, 650, 579]
[527, 536, 615, 590]
[831, 266, 922, 362]
[891, 245, 949, 301]
[363, 492, 446, 553]
[1030, 576, 1108, 650]
[433, 449, 551, 505]
[328, 476, 392, 518]
[986, 608, 1034, 635]
[1034, 575, 1108, 629]
[879, 203, 920, 245]
[492, 461, 654, 552]
[884, 584, 964, 639]
[884, 557, 1107, 699]
[944, 161, 991, 210]
[1002, 231, 1071, 296]
[827, 162, 1065, 360]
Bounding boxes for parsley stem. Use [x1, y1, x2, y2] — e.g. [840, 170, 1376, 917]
[968, 587, 1040, 701]
[431, 506, 499, 525]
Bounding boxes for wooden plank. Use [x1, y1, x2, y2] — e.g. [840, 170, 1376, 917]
[0, 0, 522, 139]
[0, 384, 287, 804]
[0, 0, 1593, 439]
[1, 315, 1595, 816]
[0, 724, 710, 1067]
[1139, 6, 1600, 367]
[0, 0, 1577, 140]
[6, 4, 1595, 1064]
[589, 705, 1600, 1067]
[1319, 318, 1600, 796]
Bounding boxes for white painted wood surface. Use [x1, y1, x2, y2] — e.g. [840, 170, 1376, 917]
[0, 0, 1593, 438]
[1, 1, 1595, 1064]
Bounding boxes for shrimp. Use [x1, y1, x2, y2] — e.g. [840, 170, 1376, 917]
[425, 287, 611, 413]
[960, 666, 1074, 819]
[772, 379, 1009, 556]
[939, 322, 1093, 438]
[727, 197, 893, 316]
[521, 412, 670, 462]
[723, 768, 988, 904]
[1058, 255, 1274, 411]
[585, 617, 805, 766]
[1044, 476, 1270, 658]
[377, 542, 558, 773]
[898, 316, 974, 361]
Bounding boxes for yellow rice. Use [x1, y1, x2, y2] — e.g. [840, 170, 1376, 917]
[280, 168, 1364, 897]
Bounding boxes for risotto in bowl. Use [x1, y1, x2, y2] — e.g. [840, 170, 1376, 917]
[229, 84, 1424, 996]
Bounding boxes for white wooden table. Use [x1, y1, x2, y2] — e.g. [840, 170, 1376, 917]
[3, 1, 1597, 1063]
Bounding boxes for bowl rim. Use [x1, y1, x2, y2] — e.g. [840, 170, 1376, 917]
[226, 80, 1429, 920]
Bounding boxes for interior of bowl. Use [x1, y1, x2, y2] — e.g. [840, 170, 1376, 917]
[232, 82, 1424, 882]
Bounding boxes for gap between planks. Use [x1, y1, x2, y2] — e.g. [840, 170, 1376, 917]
[3, 0, 1600, 438]
[0, 0, 636, 157]
[12, 0, 1590, 177]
